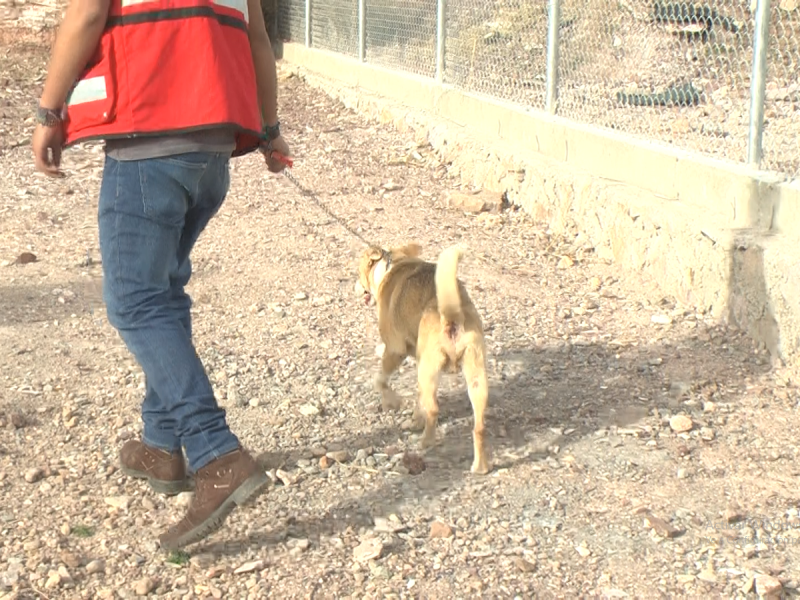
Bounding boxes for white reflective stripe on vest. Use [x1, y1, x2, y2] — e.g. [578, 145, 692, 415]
[119, 0, 249, 23]
[67, 76, 108, 106]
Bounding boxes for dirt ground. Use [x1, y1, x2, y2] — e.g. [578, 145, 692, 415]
[3, 11, 800, 600]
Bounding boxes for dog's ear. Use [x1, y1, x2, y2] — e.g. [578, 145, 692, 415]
[366, 246, 384, 264]
[396, 243, 422, 258]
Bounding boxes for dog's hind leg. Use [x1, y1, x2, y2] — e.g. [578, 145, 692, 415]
[417, 349, 445, 449]
[462, 337, 490, 474]
[375, 350, 405, 411]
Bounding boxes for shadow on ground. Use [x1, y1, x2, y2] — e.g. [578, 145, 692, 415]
[201, 324, 769, 556]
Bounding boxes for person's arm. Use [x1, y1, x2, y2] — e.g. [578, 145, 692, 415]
[32, 0, 110, 176]
[245, 0, 278, 128]
[39, 0, 111, 110]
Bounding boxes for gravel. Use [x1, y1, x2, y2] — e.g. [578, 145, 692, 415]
[2, 7, 800, 600]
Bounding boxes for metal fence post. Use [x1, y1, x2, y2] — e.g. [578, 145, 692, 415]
[358, 0, 366, 62]
[545, 0, 561, 114]
[747, 0, 771, 167]
[435, 0, 446, 83]
[304, 0, 311, 47]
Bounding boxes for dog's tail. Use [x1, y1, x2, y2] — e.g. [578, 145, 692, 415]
[435, 245, 465, 333]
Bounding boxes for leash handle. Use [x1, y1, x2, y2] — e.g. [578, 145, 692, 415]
[270, 151, 294, 169]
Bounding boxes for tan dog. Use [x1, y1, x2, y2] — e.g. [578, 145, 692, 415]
[356, 243, 490, 474]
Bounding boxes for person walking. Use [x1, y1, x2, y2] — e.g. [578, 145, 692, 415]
[31, 0, 291, 550]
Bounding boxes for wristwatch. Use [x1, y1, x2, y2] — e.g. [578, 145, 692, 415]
[36, 105, 64, 127]
[263, 121, 281, 141]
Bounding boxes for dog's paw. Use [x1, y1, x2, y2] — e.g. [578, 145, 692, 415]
[470, 457, 491, 475]
[380, 389, 404, 411]
[419, 429, 437, 449]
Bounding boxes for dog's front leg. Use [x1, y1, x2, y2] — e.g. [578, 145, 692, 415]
[375, 350, 405, 411]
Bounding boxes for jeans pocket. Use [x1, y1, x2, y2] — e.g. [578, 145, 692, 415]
[138, 158, 206, 227]
[161, 154, 211, 171]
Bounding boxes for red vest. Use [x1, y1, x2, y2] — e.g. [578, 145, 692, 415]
[63, 0, 263, 157]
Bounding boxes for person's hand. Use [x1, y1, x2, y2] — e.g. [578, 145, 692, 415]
[263, 134, 291, 173]
[32, 122, 65, 177]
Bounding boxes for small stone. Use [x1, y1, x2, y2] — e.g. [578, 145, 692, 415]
[669, 415, 693, 433]
[104, 495, 132, 511]
[24, 467, 45, 483]
[174, 491, 193, 508]
[85, 559, 105, 575]
[189, 553, 215, 569]
[141, 497, 156, 511]
[374, 516, 406, 533]
[57, 566, 72, 583]
[60, 551, 81, 569]
[723, 505, 744, 523]
[134, 576, 157, 596]
[575, 544, 591, 557]
[755, 573, 782, 596]
[429, 520, 453, 539]
[401, 451, 426, 475]
[299, 403, 320, 417]
[233, 559, 264, 574]
[557, 256, 574, 269]
[319, 456, 331, 469]
[643, 512, 683, 538]
[697, 568, 717, 583]
[289, 538, 310, 556]
[353, 538, 383, 562]
[293, 292, 308, 301]
[248, 398, 260, 408]
[445, 190, 496, 214]
[275, 469, 295, 486]
[326, 450, 349, 463]
[15, 252, 37, 265]
[10, 412, 28, 428]
[651, 314, 672, 325]
[514, 557, 537, 573]
[44, 570, 61, 589]
[676, 574, 695, 584]
[589, 276, 602, 291]
[700, 426, 715, 441]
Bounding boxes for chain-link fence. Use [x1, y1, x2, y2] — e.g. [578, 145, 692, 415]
[556, 0, 753, 166]
[763, 2, 800, 176]
[277, 0, 304, 44]
[310, 0, 359, 56]
[445, 0, 549, 109]
[277, 0, 799, 178]
[364, 0, 437, 78]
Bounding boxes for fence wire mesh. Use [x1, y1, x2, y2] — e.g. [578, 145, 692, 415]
[310, 0, 358, 56]
[364, 0, 437, 78]
[277, 0, 305, 44]
[444, 0, 548, 109]
[763, 3, 800, 177]
[279, 0, 798, 177]
[555, 0, 753, 166]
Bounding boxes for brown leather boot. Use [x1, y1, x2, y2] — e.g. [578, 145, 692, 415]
[158, 447, 269, 551]
[119, 440, 192, 496]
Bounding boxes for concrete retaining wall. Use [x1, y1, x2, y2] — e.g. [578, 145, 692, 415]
[280, 43, 800, 365]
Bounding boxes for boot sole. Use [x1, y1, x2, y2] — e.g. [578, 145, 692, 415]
[120, 465, 194, 496]
[159, 470, 270, 551]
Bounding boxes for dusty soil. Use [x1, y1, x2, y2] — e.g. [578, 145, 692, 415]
[3, 9, 800, 600]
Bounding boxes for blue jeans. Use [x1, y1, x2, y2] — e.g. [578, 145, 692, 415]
[98, 152, 240, 473]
